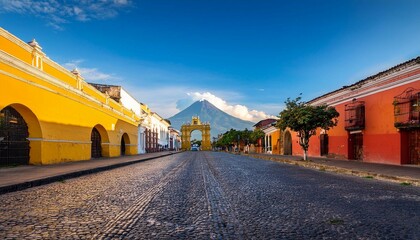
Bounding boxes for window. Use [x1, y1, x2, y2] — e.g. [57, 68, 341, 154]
[345, 100, 365, 131]
[394, 88, 420, 128]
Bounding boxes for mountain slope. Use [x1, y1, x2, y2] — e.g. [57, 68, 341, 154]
[168, 100, 255, 138]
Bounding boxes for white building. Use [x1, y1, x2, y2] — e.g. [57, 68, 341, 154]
[137, 103, 151, 154]
[88, 83, 170, 154]
[151, 112, 170, 151]
[169, 127, 181, 151]
[262, 124, 277, 154]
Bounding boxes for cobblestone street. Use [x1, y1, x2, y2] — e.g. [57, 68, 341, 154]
[0, 152, 419, 239]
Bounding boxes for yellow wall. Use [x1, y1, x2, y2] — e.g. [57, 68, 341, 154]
[270, 129, 282, 155]
[0, 28, 138, 165]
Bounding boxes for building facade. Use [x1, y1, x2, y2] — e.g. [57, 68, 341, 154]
[169, 127, 181, 151]
[262, 124, 280, 155]
[253, 119, 276, 153]
[296, 57, 420, 165]
[137, 103, 151, 154]
[88, 83, 150, 155]
[0, 28, 140, 165]
[143, 112, 170, 152]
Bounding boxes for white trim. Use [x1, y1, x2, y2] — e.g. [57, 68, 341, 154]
[0, 50, 78, 94]
[264, 126, 278, 134]
[315, 77, 420, 107]
[0, 56, 136, 123]
[27, 138, 91, 144]
[0, 28, 34, 52]
[311, 65, 420, 106]
[101, 143, 131, 146]
[0, 50, 137, 123]
[349, 130, 363, 134]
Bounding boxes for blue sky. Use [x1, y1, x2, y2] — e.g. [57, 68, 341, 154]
[1, 0, 420, 122]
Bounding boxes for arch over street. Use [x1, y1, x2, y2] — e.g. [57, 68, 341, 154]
[181, 116, 211, 151]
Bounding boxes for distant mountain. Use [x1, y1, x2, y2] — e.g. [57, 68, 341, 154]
[168, 100, 255, 138]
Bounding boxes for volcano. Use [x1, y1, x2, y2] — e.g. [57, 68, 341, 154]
[168, 100, 255, 138]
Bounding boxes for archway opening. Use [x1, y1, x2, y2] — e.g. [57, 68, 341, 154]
[121, 137, 126, 156]
[190, 129, 203, 150]
[180, 117, 211, 151]
[0, 106, 30, 166]
[121, 133, 130, 156]
[283, 131, 292, 155]
[91, 128, 102, 158]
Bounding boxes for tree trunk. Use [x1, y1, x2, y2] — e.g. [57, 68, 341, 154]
[303, 150, 307, 161]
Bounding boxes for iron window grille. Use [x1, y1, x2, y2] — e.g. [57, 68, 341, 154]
[394, 88, 420, 129]
[345, 100, 365, 131]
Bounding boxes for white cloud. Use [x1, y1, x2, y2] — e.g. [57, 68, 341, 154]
[64, 60, 120, 83]
[186, 92, 276, 122]
[123, 87, 276, 122]
[0, 0, 132, 29]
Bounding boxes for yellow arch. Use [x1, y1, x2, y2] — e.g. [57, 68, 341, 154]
[93, 124, 110, 157]
[120, 133, 130, 156]
[3, 103, 43, 164]
[181, 116, 211, 151]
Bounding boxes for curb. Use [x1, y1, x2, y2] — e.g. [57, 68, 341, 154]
[249, 154, 420, 187]
[0, 152, 179, 195]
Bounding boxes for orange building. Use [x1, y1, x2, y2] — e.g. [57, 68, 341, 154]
[292, 57, 420, 165]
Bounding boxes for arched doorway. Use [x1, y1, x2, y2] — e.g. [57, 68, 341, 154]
[0, 106, 30, 165]
[121, 133, 130, 156]
[283, 130, 292, 155]
[91, 128, 102, 158]
[121, 137, 126, 156]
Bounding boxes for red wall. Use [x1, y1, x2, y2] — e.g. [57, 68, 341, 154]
[291, 80, 419, 165]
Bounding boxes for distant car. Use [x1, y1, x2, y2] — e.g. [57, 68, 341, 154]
[191, 146, 199, 151]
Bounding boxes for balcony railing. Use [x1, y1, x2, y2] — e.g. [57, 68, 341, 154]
[394, 88, 420, 129]
[345, 100, 365, 131]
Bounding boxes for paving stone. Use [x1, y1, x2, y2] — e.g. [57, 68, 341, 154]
[0, 152, 419, 239]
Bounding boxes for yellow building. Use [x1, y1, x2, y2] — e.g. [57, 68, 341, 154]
[262, 124, 282, 154]
[0, 28, 140, 165]
[260, 122, 293, 156]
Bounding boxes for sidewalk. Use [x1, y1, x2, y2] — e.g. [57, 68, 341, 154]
[0, 151, 179, 195]
[248, 153, 420, 186]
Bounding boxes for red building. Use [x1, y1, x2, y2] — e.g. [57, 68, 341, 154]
[293, 57, 420, 165]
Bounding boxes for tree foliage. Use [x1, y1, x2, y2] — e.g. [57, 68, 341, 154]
[214, 128, 265, 150]
[250, 128, 265, 145]
[276, 96, 339, 160]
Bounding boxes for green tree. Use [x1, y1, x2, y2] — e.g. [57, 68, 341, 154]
[241, 128, 252, 145]
[276, 96, 339, 160]
[250, 128, 265, 145]
[215, 129, 239, 150]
